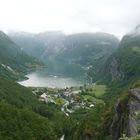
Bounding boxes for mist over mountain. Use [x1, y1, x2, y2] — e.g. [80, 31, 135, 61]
[9, 31, 119, 78]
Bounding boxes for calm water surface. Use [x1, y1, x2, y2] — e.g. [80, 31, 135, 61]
[18, 70, 86, 88]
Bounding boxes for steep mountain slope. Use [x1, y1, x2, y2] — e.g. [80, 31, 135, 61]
[9, 31, 46, 58]
[109, 26, 140, 139]
[10, 31, 119, 78]
[62, 33, 119, 78]
[111, 88, 140, 140]
[0, 31, 40, 80]
[98, 27, 140, 83]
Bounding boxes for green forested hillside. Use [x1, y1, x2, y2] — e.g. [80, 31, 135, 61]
[0, 102, 56, 140]
[95, 33, 140, 84]
[0, 77, 67, 139]
[0, 31, 40, 80]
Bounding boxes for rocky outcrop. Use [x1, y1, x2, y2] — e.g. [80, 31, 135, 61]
[128, 88, 140, 137]
[111, 98, 129, 140]
[111, 88, 140, 140]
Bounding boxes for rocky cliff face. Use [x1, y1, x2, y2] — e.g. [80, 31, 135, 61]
[101, 25, 140, 83]
[128, 88, 140, 137]
[109, 58, 124, 81]
[111, 88, 140, 140]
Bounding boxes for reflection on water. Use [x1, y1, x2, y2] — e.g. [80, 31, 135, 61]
[18, 71, 85, 88]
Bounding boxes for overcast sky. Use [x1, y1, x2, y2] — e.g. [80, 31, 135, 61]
[0, 0, 140, 39]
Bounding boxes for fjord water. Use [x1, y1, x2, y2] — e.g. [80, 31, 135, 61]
[18, 69, 86, 88]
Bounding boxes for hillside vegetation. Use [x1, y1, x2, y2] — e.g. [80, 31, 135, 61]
[0, 77, 67, 139]
[0, 31, 41, 80]
[98, 32, 140, 84]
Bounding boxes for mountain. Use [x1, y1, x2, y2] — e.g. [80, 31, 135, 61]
[9, 31, 119, 78]
[9, 31, 47, 58]
[109, 26, 140, 140]
[0, 31, 40, 80]
[9, 31, 66, 58]
[62, 33, 119, 78]
[97, 26, 140, 84]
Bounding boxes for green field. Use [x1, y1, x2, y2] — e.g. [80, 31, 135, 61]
[82, 95, 104, 104]
[85, 84, 107, 97]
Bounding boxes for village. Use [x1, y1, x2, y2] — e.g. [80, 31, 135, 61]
[31, 84, 106, 116]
